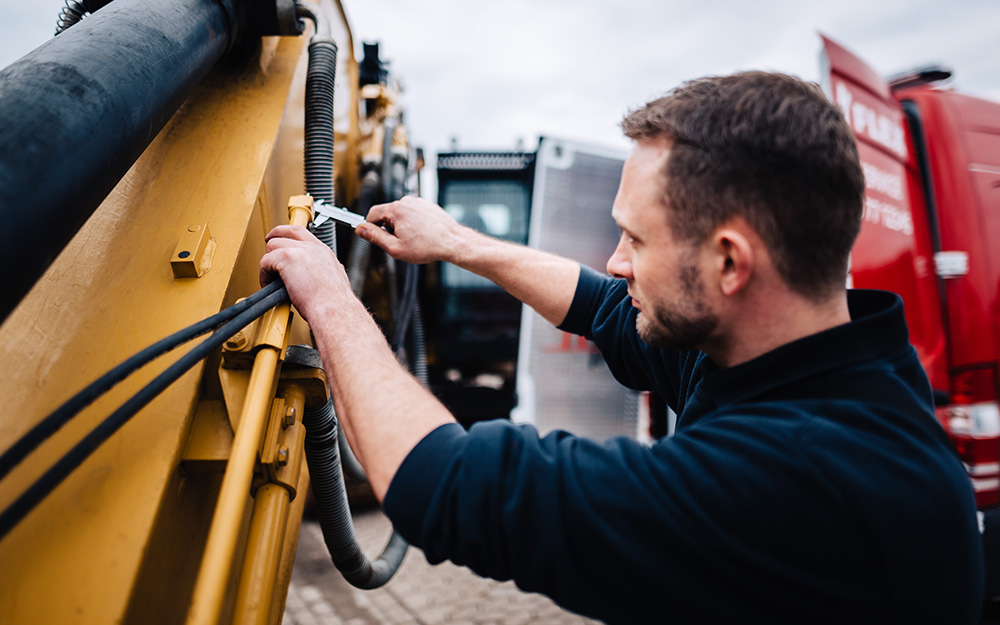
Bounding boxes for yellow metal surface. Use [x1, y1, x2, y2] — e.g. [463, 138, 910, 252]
[0, 0, 374, 621]
[0, 38, 302, 620]
[0, 6, 356, 621]
[233, 483, 292, 625]
[182, 400, 235, 474]
[187, 345, 285, 625]
[186, 198, 309, 625]
[271, 461, 312, 624]
[233, 383, 307, 625]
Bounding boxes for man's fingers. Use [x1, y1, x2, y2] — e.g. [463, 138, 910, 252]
[259, 249, 282, 288]
[259, 266, 277, 289]
[357, 222, 398, 253]
[365, 202, 393, 225]
[264, 224, 316, 244]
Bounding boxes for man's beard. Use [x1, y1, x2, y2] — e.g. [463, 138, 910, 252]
[636, 263, 719, 351]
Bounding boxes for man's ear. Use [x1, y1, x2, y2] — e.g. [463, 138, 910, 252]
[713, 227, 754, 297]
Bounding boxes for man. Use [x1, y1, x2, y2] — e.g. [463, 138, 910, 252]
[260, 72, 983, 623]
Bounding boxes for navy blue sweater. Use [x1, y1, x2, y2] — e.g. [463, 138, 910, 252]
[384, 267, 983, 623]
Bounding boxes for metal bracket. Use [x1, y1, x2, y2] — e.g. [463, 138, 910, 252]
[181, 400, 234, 474]
[220, 303, 293, 370]
[171, 223, 216, 278]
[252, 396, 306, 498]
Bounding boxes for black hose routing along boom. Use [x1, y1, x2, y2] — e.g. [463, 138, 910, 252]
[0, 0, 241, 324]
[0, 283, 290, 540]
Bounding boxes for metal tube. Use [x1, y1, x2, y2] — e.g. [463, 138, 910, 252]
[186, 346, 284, 625]
[232, 384, 306, 625]
[0, 0, 238, 324]
[186, 199, 309, 625]
[232, 484, 291, 625]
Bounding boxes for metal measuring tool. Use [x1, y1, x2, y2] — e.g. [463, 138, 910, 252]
[311, 201, 367, 229]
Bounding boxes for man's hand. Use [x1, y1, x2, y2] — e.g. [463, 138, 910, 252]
[259, 221, 456, 503]
[358, 195, 473, 265]
[259, 225, 354, 325]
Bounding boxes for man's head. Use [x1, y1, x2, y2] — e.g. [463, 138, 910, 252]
[620, 71, 864, 301]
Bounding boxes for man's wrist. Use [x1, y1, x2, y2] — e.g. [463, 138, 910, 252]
[447, 226, 502, 273]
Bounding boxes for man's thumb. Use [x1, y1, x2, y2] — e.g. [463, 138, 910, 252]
[357, 222, 390, 250]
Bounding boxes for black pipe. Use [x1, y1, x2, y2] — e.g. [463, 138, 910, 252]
[0, 283, 289, 540]
[346, 168, 384, 295]
[303, 399, 409, 589]
[0, 280, 285, 482]
[0, 0, 239, 324]
[304, 35, 339, 252]
[55, 0, 114, 34]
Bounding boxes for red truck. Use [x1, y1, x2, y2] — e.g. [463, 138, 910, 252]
[824, 36, 1000, 601]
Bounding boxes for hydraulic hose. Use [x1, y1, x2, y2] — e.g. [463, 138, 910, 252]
[347, 168, 383, 295]
[0, 284, 289, 541]
[295, 9, 409, 589]
[303, 399, 408, 589]
[302, 21, 339, 252]
[336, 170, 383, 485]
[0, 0, 239, 324]
[55, 0, 88, 33]
[406, 300, 429, 386]
[380, 118, 398, 202]
[55, 0, 113, 34]
[0, 280, 286, 482]
[336, 424, 368, 484]
[391, 263, 419, 352]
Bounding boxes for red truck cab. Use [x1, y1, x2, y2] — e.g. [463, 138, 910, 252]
[824, 35, 1000, 600]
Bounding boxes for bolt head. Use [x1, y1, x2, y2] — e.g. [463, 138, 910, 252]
[224, 332, 248, 351]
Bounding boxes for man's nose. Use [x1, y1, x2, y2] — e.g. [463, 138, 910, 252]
[607, 241, 632, 279]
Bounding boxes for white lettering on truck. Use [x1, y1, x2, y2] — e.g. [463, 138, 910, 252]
[864, 195, 914, 236]
[835, 82, 908, 159]
[859, 159, 912, 235]
[862, 161, 904, 201]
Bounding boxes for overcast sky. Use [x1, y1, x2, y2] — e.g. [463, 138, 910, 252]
[2, 0, 998, 161]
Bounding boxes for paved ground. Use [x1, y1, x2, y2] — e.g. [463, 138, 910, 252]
[282, 506, 601, 625]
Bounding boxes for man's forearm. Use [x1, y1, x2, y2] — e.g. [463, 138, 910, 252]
[308, 295, 455, 501]
[448, 231, 581, 327]
[360, 197, 582, 327]
[259, 224, 455, 501]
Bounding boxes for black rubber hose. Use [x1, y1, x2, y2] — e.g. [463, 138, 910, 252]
[390, 263, 419, 352]
[0, 0, 239, 324]
[0, 281, 286, 482]
[55, 0, 88, 33]
[347, 168, 384, 295]
[381, 149, 424, 377]
[0, 285, 289, 541]
[406, 300, 429, 386]
[336, 424, 368, 484]
[303, 399, 408, 589]
[55, 0, 113, 34]
[304, 36, 339, 252]
[389, 154, 408, 205]
[380, 118, 397, 202]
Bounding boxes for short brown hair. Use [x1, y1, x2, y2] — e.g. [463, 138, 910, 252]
[621, 71, 864, 299]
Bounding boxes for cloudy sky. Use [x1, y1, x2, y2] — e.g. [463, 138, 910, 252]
[2, 0, 998, 161]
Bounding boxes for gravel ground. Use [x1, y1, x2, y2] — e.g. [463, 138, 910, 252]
[282, 506, 601, 625]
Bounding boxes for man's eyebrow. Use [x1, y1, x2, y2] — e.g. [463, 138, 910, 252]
[612, 215, 634, 236]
